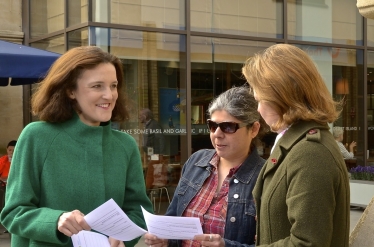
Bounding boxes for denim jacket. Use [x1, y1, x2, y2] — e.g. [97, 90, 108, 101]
[166, 149, 264, 247]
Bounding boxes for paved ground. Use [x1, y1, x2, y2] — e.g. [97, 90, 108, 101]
[0, 207, 366, 247]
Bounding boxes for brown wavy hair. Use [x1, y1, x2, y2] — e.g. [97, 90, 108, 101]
[31, 46, 129, 123]
[242, 44, 342, 132]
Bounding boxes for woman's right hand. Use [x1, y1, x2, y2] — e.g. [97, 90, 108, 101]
[144, 233, 168, 247]
[349, 141, 357, 152]
[57, 209, 91, 237]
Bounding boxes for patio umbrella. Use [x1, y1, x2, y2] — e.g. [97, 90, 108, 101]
[0, 40, 60, 86]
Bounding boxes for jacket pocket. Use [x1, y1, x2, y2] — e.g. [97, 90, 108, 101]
[245, 200, 256, 217]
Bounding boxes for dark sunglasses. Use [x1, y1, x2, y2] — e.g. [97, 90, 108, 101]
[207, 119, 249, 134]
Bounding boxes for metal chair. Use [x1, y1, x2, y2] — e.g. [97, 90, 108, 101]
[145, 162, 171, 213]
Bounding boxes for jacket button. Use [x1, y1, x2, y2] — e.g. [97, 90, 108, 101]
[234, 179, 239, 183]
[233, 194, 239, 199]
[230, 217, 236, 222]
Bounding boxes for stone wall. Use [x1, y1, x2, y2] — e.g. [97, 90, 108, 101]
[0, 0, 24, 154]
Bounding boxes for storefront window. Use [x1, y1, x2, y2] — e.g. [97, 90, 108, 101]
[368, 19, 374, 47]
[367, 51, 374, 164]
[30, 35, 65, 54]
[67, 0, 88, 26]
[190, 36, 276, 154]
[191, 0, 283, 38]
[30, 0, 65, 38]
[295, 45, 364, 166]
[67, 28, 89, 49]
[288, 0, 363, 45]
[92, 0, 185, 30]
[83, 28, 187, 199]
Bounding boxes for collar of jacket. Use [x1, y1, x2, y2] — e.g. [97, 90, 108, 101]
[193, 148, 264, 184]
[263, 120, 329, 177]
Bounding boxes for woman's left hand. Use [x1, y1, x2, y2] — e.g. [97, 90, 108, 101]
[108, 237, 125, 247]
[193, 234, 225, 247]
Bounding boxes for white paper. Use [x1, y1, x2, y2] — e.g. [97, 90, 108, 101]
[141, 206, 203, 240]
[71, 231, 110, 247]
[84, 199, 147, 241]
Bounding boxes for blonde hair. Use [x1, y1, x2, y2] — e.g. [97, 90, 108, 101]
[242, 44, 342, 131]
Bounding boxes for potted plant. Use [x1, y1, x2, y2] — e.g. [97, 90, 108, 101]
[350, 166, 374, 181]
[349, 166, 374, 207]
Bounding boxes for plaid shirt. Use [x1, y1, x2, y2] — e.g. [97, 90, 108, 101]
[182, 154, 242, 247]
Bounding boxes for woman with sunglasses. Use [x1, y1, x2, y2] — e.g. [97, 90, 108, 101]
[242, 44, 350, 246]
[144, 86, 267, 247]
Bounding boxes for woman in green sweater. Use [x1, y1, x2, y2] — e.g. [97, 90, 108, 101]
[0, 46, 153, 247]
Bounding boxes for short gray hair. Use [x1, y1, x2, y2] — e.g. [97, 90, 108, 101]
[207, 86, 268, 138]
[332, 126, 344, 138]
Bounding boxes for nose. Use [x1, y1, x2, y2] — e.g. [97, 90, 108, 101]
[102, 86, 114, 99]
[212, 126, 224, 137]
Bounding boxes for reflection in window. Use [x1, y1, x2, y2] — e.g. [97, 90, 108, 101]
[295, 45, 364, 165]
[191, 0, 283, 38]
[30, 0, 65, 38]
[190, 36, 276, 154]
[288, 0, 363, 45]
[93, 0, 185, 30]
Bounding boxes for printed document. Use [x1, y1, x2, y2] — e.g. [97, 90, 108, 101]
[141, 206, 202, 240]
[71, 230, 110, 247]
[71, 198, 203, 247]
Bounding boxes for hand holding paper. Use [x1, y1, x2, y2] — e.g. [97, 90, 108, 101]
[141, 206, 203, 240]
[71, 199, 203, 247]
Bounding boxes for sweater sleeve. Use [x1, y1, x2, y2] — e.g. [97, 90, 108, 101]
[0, 123, 70, 245]
[337, 141, 354, 159]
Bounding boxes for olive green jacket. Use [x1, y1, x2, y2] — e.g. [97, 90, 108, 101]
[253, 121, 350, 247]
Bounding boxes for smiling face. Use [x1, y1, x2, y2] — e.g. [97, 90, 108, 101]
[253, 91, 280, 132]
[69, 63, 118, 126]
[210, 110, 259, 164]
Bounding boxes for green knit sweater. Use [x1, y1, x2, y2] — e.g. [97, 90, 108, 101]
[0, 114, 153, 247]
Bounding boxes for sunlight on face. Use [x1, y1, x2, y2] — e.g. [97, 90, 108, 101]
[253, 91, 280, 132]
[210, 110, 257, 164]
[69, 63, 118, 126]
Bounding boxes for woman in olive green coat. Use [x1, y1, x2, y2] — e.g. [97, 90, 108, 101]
[242, 44, 350, 247]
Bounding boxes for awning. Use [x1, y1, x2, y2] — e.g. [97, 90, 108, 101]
[0, 40, 61, 86]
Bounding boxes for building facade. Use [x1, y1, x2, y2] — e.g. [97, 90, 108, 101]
[1, 0, 374, 171]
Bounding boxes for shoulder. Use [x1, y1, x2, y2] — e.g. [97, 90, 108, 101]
[189, 149, 215, 160]
[23, 121, 61, 134]
[0, 155, 7, 163]
[287, 130, 344, 175]
[20, 121, 61, 142]
[184, 149, 215, 167]
[109, 129, 138, 150]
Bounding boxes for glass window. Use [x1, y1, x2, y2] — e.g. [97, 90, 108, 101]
[368, 19, 374, 47]
[67, 28, 89, 49]
[30, 35, 65, 54]
[30, 0, 65, 38]
[88, 28, 187, 198]
[190, 36, 276, 154]
[367, 51, 374, 163]
[68, 0, 88, 26]
[288, 0, 363, 45]
[294, 45, 364, 165]
[92, 0, 185, 30]
[191, 0, 283, 38]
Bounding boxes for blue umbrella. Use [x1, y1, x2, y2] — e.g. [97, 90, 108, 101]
[0, 40, 61, 86]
